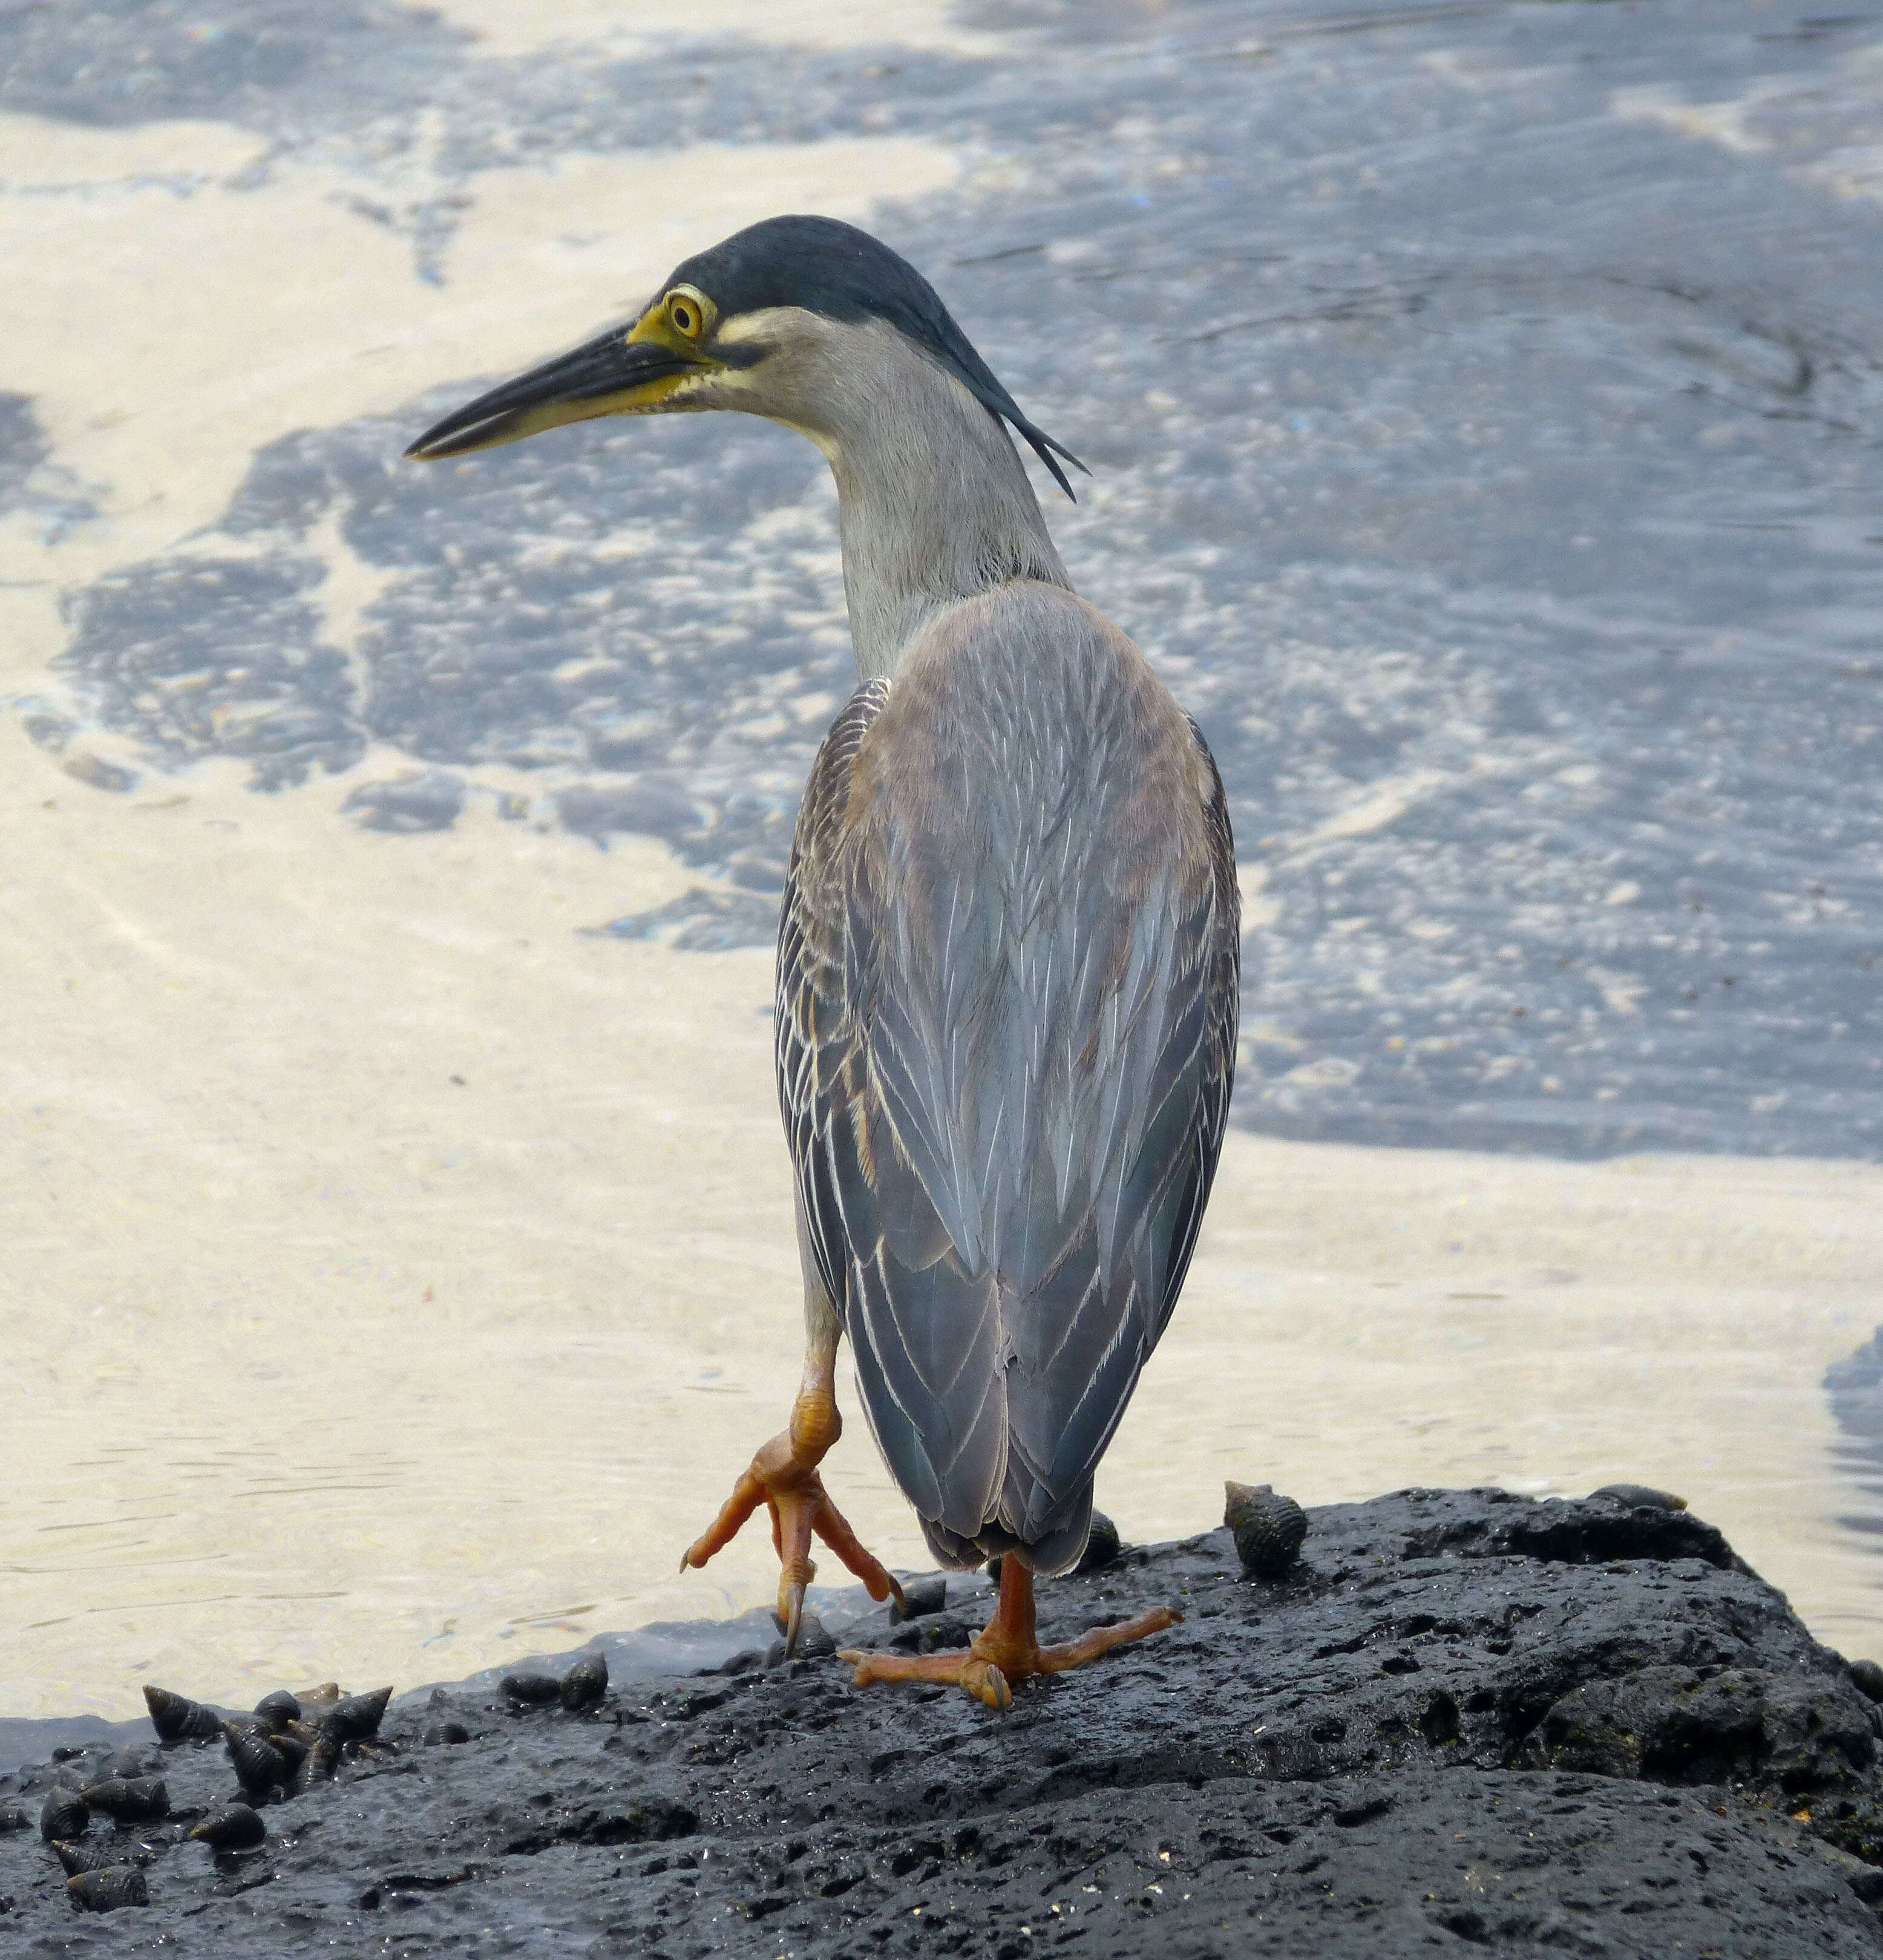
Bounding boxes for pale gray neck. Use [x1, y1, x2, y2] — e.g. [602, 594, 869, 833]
[731, 313, 1072, 679]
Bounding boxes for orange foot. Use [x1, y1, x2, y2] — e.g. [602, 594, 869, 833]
[680, 1390, 905, 1651]
[839, 1551, 1181, 1711]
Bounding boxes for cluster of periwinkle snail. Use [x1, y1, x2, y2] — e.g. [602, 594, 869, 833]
[33, 1679, 395, 1913]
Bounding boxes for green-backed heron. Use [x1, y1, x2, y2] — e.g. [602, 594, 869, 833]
[408, 215, 1239, 1709]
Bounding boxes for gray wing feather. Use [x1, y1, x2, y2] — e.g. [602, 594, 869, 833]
[777, 590, 1239, 1569]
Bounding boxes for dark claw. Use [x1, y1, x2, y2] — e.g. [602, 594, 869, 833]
[784, 1583, 807, 1657]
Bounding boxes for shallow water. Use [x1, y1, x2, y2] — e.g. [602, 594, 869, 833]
[2, 0, 1881, 1719]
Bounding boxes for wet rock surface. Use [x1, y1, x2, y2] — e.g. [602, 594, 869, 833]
[4, 1488, 1882, 1955]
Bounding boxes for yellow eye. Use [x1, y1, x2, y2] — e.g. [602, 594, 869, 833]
[666, 285, 713, 340]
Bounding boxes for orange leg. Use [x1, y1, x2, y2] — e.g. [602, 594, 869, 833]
[838, 1553, 1181, 1711]
[681, 1357, 905, 1651]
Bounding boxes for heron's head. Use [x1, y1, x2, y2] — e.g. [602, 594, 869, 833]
[404, 214, 1082, 497]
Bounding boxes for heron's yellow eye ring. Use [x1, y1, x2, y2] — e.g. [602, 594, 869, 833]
[665, 285, 714, 341]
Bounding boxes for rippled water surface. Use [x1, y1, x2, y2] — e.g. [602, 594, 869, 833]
[2, 0, 1881, 1719]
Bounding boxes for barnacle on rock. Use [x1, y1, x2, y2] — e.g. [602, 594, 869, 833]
[66, 1866, 149, 1912]
[142, 1685, 220, 1744]
[190, 1804, 267, 1851]
[1225, 1481, 1309, 1578]
[77, 1777, 168, 1824]
[562, 1653, 609, 1711]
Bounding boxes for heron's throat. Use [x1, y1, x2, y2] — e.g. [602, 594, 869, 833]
[812, 335, 1072, 680]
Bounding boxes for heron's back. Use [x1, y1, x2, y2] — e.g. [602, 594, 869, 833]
[778, 580, 1238, 1571]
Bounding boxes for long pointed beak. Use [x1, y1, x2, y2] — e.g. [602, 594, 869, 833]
[404, 325, 702, 461]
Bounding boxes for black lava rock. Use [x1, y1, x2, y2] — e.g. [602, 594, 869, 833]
[1225, 1480, 1309, 1576]
[8, 1490, 1883, 1955]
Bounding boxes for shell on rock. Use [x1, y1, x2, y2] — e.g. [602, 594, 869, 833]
[53, 1840, 117, 1876]
[77, 1777, 169, 1824]
[289, 1730, 340, 1795]
[39, 1788, 90, 1841]
[254, 1690, 301, 1730]
[143, 1685, 221, 1744]
[189, 1804, 267, 1851]
[221, 1720, 290, 1798]
[561, 1653, 609, 1712]
[319, 1686, 391, 1743]
[1225, 1481, 1309, 1578]
[103, 1746, 161, 1781]
[422, 1721, 471, 1746]
[67, 1866, 150, 1912]
[0, 1806, 28, 1834]
[501, 1672, 564, 1706]
[1850, 1659, 1883, 1705]
[1075, 1511, 1122, 1576]
[1589, 1483, 1688, 1513]
[889, 1576, 948, 1625]
[765, 1615, 837, 1667]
